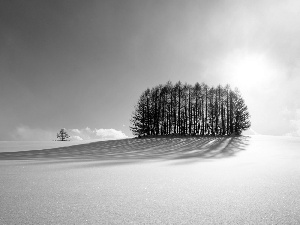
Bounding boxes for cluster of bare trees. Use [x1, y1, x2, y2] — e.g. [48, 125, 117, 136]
[130, 81, 251, 137]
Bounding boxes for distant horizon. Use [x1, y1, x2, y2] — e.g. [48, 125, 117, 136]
[2, 131, 300, 142]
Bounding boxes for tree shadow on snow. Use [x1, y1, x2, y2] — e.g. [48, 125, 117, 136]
[0, 136, 250, 165]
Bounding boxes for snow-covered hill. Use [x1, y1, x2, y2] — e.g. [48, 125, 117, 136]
[0, 135, 300, 224]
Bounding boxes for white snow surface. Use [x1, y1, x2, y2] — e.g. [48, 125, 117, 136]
[0, 135, 300, 224]
[0, 140, 99, 153]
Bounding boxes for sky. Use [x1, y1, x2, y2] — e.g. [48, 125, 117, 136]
[1, 0, 300, 141]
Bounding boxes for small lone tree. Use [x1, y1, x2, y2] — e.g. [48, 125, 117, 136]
[57, 128, 70, 141]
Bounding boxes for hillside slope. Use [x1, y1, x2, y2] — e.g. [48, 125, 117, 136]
[1, 135, 300, 224]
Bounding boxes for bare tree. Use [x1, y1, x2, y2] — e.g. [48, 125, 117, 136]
[57, 128, 70, 141]
[130, 81, 251, 137]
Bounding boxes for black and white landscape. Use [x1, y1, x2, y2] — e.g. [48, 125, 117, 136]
[1, 0, 300, 224]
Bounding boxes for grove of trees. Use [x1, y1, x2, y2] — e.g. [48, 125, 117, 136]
[130, 81, 251, 137]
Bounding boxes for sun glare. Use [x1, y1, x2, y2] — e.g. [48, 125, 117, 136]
[223, 52, 278, 90]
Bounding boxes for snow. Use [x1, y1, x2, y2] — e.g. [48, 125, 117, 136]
[0, 135, 300, 224]
[0, 140, 99, 153]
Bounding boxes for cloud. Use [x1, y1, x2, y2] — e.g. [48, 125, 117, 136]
[10, 126, 129, 141]
[71, 129, 81, 134]
[11, 125, 56, 141]
[68, 127, 129, 141]
[285, 109, 300, 137]
[70, 135, 83, 141]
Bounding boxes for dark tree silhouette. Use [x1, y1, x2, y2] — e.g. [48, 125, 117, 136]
[130, 81, 251, 137]
[57, 128, 70, 141]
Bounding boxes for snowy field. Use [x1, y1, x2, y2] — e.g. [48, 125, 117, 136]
[0, 135, 300, 224]
[0, 140, 100, 153]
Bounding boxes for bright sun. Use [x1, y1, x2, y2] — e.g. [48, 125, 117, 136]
[223, 52, 277, 89]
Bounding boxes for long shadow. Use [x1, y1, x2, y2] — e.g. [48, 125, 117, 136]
[0, 136, 250, 165]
